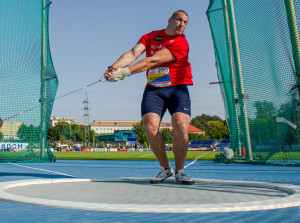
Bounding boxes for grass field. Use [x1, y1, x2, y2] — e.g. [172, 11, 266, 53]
[53, 151, 219, 161]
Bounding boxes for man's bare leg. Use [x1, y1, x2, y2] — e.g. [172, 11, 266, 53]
[171, 112, 190, 172]
[142, 113, 171, 169]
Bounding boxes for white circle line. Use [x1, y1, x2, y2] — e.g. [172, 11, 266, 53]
[7, 163, 76, 178]
[1, 178, 300, 213]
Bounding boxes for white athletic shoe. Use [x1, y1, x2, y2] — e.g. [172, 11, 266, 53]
[175, 169, 194, 185]
[150, 166, 174, 183]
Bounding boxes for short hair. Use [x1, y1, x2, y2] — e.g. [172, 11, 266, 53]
[171, 10, 189, 19]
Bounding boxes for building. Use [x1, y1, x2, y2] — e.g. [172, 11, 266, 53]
[159, 121, 173, 130]
[114, 130, 136, 142]
[90, 120, 138, 135]
[50, 116, 78, 127]
[90, 120, 174, 135]
[187, 124, 206, 135]
[96, 133, 115, 142]
[169, 124, 205, 135]
[1, 121, 22, 137]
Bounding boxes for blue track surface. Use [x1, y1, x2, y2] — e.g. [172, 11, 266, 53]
[1, 160, 300, 222]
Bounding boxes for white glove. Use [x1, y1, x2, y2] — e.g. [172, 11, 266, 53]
[106, 68, 131, 82]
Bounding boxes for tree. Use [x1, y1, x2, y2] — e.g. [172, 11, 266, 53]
[161, 128, 172, 144]
[76, 129, 85, 142]
[101, 141, 105, 148]
[188, 133, 207, 140]
[47, 125, 60, 141]
[47, 122, 97, 145]
[49, 121, 70, 142]
[61, 127, 71, 140]
[83, 128, 96, 144]
[133, 121, 148, 144]
[191, 114, 224, 133]
[206, 121, 229, 139]
[143, 141, 148, 148]
[254, 101, 276, 119]
[0, 132, 3, 140]
[17, 124, 40, 142]
[60, 135, 67, 143]
[69, 123, 81, 140]
[278, 101, 298, 144]
[250, 101, 277, 145]
[54, 121, 70, 133]
[190, 114, 227, 139]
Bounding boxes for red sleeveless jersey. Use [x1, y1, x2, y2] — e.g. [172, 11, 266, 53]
[138, 29, 193, 87]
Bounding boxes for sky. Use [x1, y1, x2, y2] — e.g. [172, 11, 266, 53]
[49, 0, 225, 124]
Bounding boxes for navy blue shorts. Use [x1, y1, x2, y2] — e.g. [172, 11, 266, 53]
[141, 85, 191, 118]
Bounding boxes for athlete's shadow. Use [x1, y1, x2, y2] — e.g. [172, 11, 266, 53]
[95, 180, 285, 198]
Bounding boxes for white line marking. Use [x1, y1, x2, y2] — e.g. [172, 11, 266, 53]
[184, 152, 208, 169]
[8, 163, 76, 178]
[140, 154, 154, 157]
[1, 178, 299, 213]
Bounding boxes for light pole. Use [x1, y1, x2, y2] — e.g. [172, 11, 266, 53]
[69, 110, 72, 141]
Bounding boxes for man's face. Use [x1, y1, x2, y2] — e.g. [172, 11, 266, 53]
[168, 12, 189, 35]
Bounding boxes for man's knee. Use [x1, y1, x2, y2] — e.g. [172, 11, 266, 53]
[142, 113, 161, 136]
[172, 112, 190, 137]
[172, 112, 190, 127]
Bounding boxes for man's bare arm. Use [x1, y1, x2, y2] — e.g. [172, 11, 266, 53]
[128, 49, 176, 74]
[105, 48, 176, 82]
[111, 43, 146, 70]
